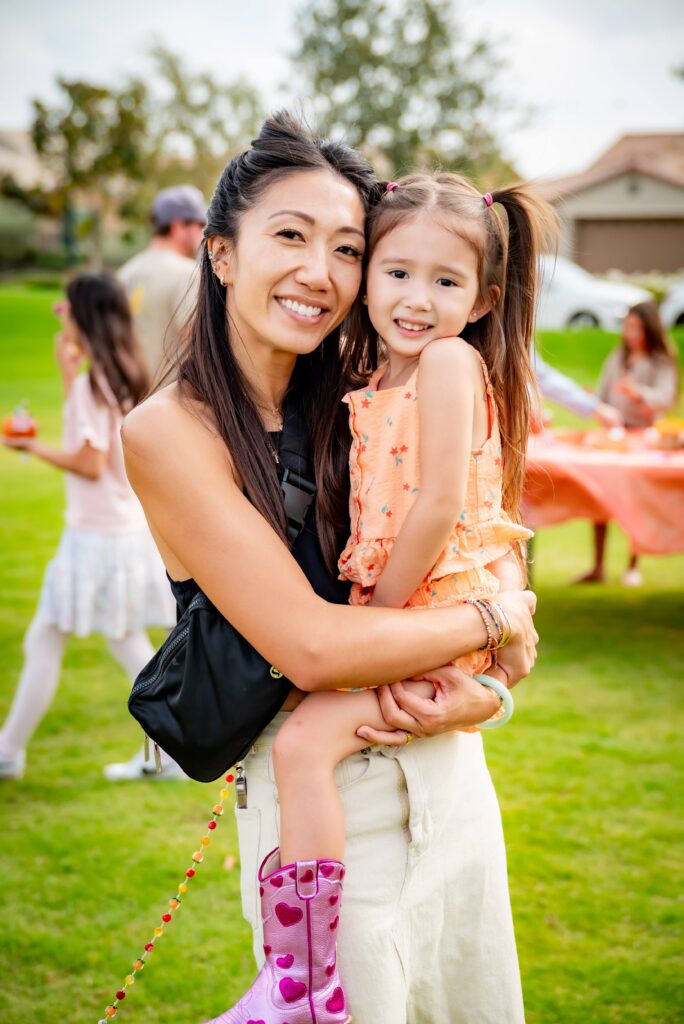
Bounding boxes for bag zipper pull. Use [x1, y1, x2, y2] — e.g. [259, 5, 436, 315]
[144, 734, 150, 763]
[154, 742, 162, 774]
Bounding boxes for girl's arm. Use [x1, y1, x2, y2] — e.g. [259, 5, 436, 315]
[487, 549, 524, 591]
[371, 338, 482, 609]
[3, 436, 106, 479]
[122, 387, 515, 694]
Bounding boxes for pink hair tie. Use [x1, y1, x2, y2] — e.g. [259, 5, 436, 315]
[386, 182, 398, 192]
[483, 192, 494, 207]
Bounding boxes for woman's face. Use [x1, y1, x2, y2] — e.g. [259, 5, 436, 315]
[215, 169, 366, 359]
[623, 313, 647, 353]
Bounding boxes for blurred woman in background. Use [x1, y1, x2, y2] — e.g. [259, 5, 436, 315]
[577, 301, 679, 586]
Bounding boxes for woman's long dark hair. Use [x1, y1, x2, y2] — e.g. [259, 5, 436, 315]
[177, 112, 379, 570]
[66, 273, 149, 413]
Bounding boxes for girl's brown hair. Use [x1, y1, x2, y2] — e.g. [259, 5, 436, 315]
[366, 172, 558, 546]
[66, 272, 149, 413]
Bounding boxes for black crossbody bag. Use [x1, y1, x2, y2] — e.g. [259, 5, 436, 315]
[128, 396, 318, 783]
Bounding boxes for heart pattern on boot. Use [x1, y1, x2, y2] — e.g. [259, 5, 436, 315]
[276, 953, 295, 969]
[279, 977, 307, 1002]
[320, 864, 335, 878]
[275, 902, 304, 927]
[326, 987, 346, 1013]
[270, 875, 284, 888]
[329, 895, 339, 906]
[329, 915, 339, 931]
[300, 868, 314, 883]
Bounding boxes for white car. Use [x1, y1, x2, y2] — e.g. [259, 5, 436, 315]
[660, 279, 684, 329]
[536, 255, 651, 331]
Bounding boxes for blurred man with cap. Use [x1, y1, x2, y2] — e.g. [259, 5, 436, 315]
[118, 185, 206, 379]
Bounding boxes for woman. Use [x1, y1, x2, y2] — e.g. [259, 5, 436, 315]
[578, 301, 679, 587]
[123, 113, 539, 1024]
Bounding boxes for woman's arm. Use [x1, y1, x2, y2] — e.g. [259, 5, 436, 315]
[122, 389, 510, 693]
[3, 436, 106, 479]
[626, 360, 679, 414]
[371, 339, 482, 608]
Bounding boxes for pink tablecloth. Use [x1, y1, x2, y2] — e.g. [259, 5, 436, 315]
[524, 432, 684, 555]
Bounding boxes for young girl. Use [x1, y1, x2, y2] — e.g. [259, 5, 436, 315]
[578, 301, 679, 587]
[0, 273, 175, 780]
[211, 173, 554, 1024]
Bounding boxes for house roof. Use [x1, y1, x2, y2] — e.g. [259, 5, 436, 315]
[536, 133, 684, 201]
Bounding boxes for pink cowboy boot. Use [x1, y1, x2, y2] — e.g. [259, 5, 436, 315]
[204, 847, 350, 1024]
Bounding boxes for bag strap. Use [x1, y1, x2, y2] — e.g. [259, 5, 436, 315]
[278, 391, 317, 545]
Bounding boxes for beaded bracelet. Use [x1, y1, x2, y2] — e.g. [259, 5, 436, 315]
[474, 674, 514, 729]
[96, 767, 241, 1021]
[467, 598, 502, 651]
[489, 600, 512, 648]
[484, 600, 511, 649]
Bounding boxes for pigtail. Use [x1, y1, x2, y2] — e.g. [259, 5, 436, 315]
[483, 187, 558, 530]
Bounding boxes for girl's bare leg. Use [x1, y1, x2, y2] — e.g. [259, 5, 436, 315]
[273, 684, 433, 864]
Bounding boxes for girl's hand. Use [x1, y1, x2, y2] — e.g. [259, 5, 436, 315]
[3, 436, 36, 453]
[55, 331, 84, 380]
[356, 666, 502, 744]
[494, 589, 538, 687]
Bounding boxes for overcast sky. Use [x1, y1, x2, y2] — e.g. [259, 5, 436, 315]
[0, 0, 682, 179]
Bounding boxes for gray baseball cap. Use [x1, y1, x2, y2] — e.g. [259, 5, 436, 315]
[152, 185, 207, 227]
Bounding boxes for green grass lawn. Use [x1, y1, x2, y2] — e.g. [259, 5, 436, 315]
[1, 284, 683, 1023]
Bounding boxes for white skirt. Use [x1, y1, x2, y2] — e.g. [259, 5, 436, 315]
[37, 527, 176, 639]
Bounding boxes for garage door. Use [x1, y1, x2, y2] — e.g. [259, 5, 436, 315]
[574, 219, 684, 274]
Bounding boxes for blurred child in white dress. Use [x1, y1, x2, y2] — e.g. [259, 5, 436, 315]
[0, 273, 175, 779]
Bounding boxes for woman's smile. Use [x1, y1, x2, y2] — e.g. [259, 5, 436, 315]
[275, 295, 329, 325]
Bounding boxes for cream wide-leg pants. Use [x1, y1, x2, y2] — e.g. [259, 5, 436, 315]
[235, 712, 525, 1024]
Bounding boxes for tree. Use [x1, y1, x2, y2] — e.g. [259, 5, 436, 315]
[291, 0, 516, 181]
[32, 77, 149, 263]
[28, 48, 265, 265]
[145, 46, 264, 199]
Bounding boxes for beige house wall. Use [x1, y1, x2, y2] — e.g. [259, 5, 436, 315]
[553, 173, 684, 272]
[558, 173, 684, 219]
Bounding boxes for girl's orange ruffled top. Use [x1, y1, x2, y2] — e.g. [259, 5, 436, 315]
[338, 360, 532, 608]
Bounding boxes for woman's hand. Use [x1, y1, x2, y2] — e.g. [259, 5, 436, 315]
[355, 588, 538, 744]
[356, 666, 502, 745]
[494, 589, 538, 687]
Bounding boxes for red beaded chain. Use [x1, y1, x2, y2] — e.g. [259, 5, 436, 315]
[97, 770, 237, 1021]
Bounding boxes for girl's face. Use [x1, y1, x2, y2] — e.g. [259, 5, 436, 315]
[622, 312, 648, 353]
[366, 212, 485, 364]
[212, 169, 366, 361]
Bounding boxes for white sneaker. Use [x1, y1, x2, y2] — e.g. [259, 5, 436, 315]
[0, 749, 26, 780]
[103, 749, 188, 781]
[622, 568, 643, 587]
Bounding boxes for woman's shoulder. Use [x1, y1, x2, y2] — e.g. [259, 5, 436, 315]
[122, 383, 221, 460]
